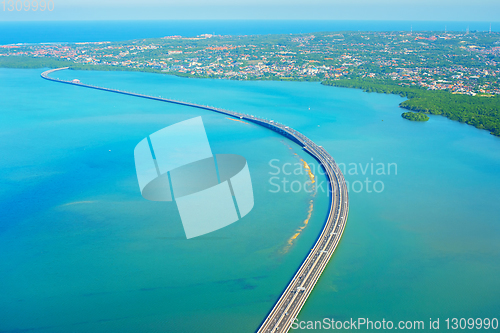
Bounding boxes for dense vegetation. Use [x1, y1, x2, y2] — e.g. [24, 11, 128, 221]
[401, 111, 429, 122]
[0, 56, 160, 73]
[322, 79, 500, 136]
[0, 56, 74, 69]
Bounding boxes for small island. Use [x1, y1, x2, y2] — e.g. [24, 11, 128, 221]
[401, 111, 430, 122]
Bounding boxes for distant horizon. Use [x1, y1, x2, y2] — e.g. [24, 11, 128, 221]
[3, 19, 500, 23]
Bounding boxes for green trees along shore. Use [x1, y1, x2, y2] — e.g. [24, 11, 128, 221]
[322, 79, 500, 136]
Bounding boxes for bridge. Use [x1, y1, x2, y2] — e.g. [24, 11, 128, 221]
[41, 67, 349, 333]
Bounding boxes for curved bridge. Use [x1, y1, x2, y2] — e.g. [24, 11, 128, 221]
[41, 67, 349, 333]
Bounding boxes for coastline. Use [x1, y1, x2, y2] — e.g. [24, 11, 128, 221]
[0, 56, 323, 82]
[4, 54, 497, 137]
[322, 79, 500, 137]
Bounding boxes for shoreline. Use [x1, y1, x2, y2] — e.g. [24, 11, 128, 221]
[3, 55, 497, 137]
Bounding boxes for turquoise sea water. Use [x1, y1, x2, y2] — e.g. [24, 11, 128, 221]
[1, 20, 499, 44]
[0, 68, 499, 332]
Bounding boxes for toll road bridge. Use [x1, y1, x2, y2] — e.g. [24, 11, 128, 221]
[41, 67, 349, 333]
